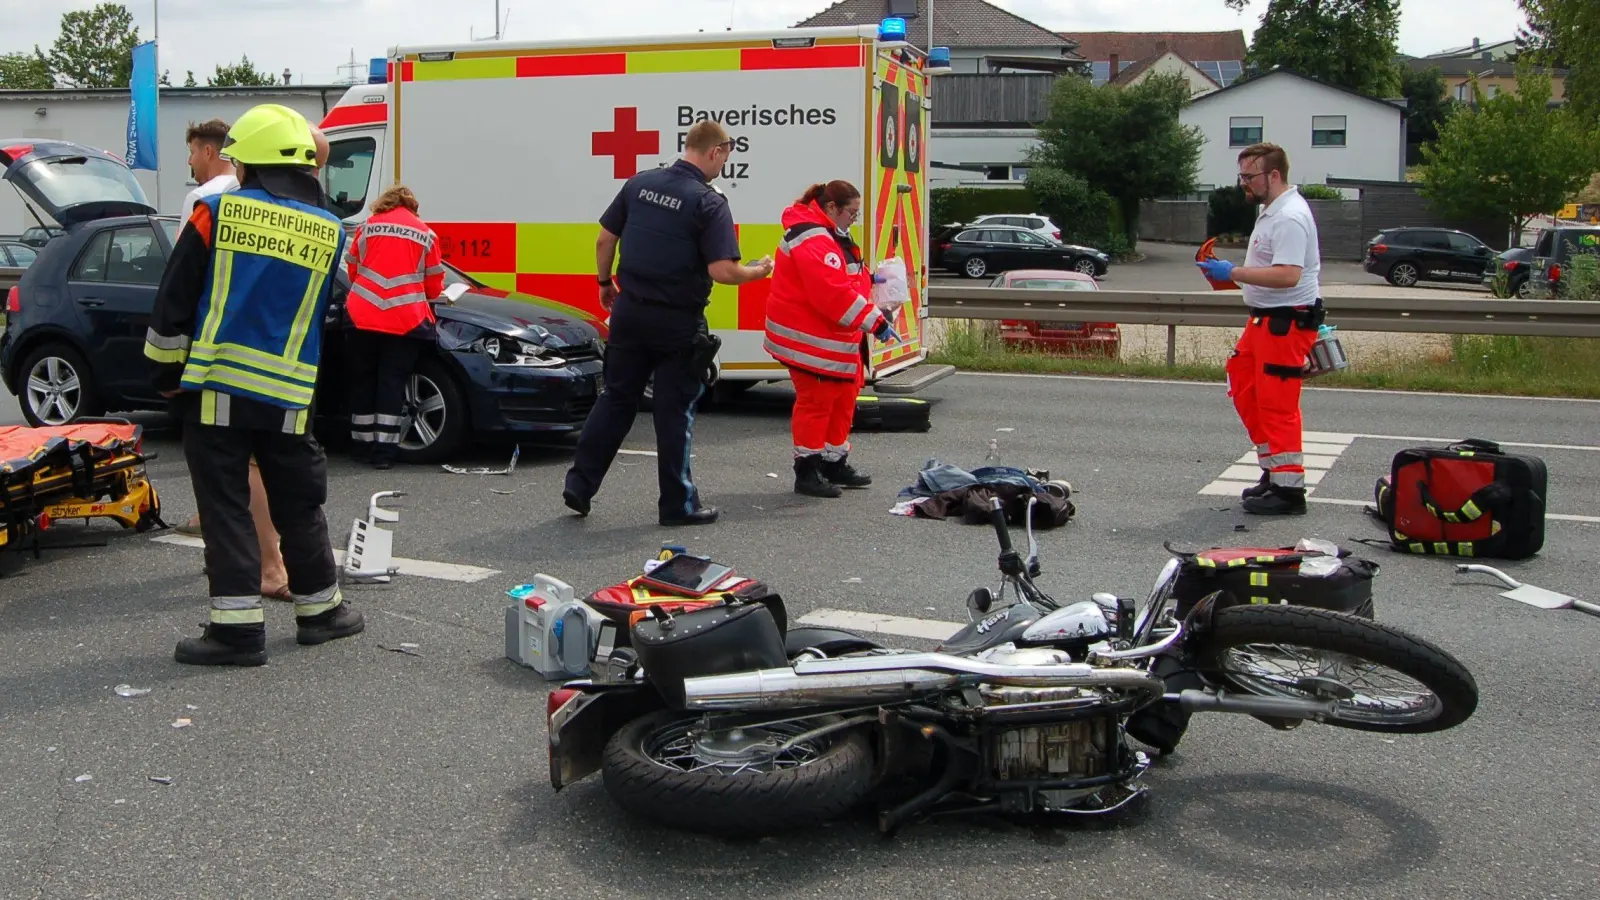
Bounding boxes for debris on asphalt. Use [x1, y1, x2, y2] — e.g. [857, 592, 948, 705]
[766, 473, 778, 478]
[114, 799, 126, 805]
[148, 776, 174, 785]
[74, 774, 92, 783]
[986, 439, 1000, 461]
[113, 684, 151, 698]
[1234, 525, 1249, 532]
[443, 445, 520, 476]
[489, 481, 539, 496]
[842, 577, 863, 584]
[382, 643, 423, 657]
[996, 427, 1015, 433]
[185, 705, 198, 711]
[171, 718, 192, 729]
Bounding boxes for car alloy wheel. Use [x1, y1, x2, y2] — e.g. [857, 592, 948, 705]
[1388, 262, 1419, 287]
[399, 372, 448, 452]
[964, 257, 988, 278]
[25, 354, 84, 425]
[1073, 258, 1099, 276]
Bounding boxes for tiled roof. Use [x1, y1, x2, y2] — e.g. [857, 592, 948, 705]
[797, 0, 1070, 49]
[1400, 54, 1568, 78]
[1065, 31, 1247, 63]
[1110, 48, 1221, 89]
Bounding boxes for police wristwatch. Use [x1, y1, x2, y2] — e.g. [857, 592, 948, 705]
[598, 276, 614, 286]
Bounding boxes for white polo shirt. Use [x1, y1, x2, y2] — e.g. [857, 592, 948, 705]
[178, 173, 239, 232]
[1242, 186, 1321, 309]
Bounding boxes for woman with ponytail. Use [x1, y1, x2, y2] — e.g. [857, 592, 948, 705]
[763, 180, 900, 498]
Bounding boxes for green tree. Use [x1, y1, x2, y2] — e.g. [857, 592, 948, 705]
[208, 55, 278, 87]
[159, 69, 171, 86]
[1419, 64, 1600, 244]
[1029, 72, 1202, 249]
[40, 2, 140, 88]
[1024, 166, 1117, 247]
[1228, 0, 1401, 98]
[183, 70, 197, 87]
[0, 51, 53, 89]
[1398, 64, 1457, 165]
[1518, 0, 1600, 124]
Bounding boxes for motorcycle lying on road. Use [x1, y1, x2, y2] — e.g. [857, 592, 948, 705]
[547, 498, 1479, 836]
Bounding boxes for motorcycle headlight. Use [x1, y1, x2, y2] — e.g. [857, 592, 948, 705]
[475, 335, 568, 368]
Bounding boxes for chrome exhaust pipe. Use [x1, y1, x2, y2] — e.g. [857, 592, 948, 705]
[682, 652, 1165, 711]
[1175, 689, 1339, 719]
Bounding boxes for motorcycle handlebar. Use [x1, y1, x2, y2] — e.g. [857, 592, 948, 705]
[989, 497, 1013, 554]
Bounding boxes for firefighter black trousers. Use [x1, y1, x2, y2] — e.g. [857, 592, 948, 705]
[564, 297, 706, 518]
[184, 423, 338, 605]
[346, 329, 426, 462]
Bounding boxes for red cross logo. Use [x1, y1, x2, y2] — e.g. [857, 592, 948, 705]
[592, 107, 660, 180]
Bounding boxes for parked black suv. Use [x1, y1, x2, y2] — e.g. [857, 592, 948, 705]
[1364, 227, 1494, 287]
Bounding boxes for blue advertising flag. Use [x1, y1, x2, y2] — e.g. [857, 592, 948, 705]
[126, 40, 159, 171]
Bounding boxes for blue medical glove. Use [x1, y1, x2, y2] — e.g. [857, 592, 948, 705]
[873, 319, 901, 344]
[1197, 258, 1235, 281]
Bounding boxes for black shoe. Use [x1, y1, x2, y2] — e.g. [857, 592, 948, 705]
[660, 507, 719, 527]
[820, 455, 872, 489]
[1241, 469, 1271, 500]
[296, 602, 366, 646]
[1242, 485, 1307, 516]
[562, 489, 591, 517]
[175, 623, 267, 667]
[794, 455, 842, 498]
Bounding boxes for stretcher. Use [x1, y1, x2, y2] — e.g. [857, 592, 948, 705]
[0, 419, 165, 572]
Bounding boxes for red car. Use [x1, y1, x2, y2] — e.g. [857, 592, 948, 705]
[992, 270, 1120, 358]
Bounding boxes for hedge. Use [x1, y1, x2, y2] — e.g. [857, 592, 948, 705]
[929, 188, 1034, 227]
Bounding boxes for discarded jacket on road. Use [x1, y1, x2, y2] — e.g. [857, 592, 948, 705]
[894, 459, 1075, 528]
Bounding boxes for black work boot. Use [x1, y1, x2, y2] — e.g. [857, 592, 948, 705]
[821, 455, 872, 489]
[175, 623, 267, 667]
[1241, 469, 1271, 500]
[296, 602, 366, 646]
[794, 455, 842, 498]
[1242, 484, 1308, 516]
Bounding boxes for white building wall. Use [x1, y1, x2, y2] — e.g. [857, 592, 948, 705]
[1123, 53, 1220, 97]
[0, 87, 348, 232]
[945, 46, 1073, 75]
[928, 128, 1040, 188]
[1179, 73, 1404, 192]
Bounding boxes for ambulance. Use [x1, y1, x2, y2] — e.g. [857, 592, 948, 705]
[317, 19, 954, 397]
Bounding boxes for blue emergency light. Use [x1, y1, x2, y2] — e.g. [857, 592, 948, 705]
[928, 47, 952, 73]
[879, 17, 908, 42]
[368, 58, 387, 84]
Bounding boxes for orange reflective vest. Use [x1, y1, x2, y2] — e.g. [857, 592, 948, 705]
[345, 208, 444, 336]
[763, 200, 884, 381]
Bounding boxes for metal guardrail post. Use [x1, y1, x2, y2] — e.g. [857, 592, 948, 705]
[1166, 325, 1176, 367]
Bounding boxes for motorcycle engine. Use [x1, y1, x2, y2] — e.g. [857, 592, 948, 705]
[975, 645, 1119, 811]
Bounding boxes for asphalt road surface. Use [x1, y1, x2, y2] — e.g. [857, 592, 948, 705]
[2, 374, 1597, 900]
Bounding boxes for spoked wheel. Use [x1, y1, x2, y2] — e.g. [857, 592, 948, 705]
[1073, 258, 1100, 276]
[1386, 262, 1420, 287]
[601, 710, 874, 836]
[395, 359, 467, 464]
[1196, 606, 1478, 733]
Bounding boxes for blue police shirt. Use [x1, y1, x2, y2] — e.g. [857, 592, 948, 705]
[601, 160, 741, 309]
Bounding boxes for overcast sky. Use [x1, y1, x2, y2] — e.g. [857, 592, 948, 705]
[3, 0, 1531, 86]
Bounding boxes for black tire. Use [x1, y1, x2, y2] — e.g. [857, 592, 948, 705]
[395, 358, 468, 464]
[18, 342, 104, 427]
[1195, 605, 1478, 734]
[1386, 261, 1420, 287]
[601, 710, 875, 836]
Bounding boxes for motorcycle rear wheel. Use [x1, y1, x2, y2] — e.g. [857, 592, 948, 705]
[601, 710, 874, 836]
[1196, 605, 1478, 734]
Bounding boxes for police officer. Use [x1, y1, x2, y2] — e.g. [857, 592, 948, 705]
[562, 120, 772, 526]
[145, 104, 363, 666]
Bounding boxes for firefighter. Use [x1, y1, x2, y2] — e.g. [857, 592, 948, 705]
[344, 185, 445, 468]
[764, 180, 899, 498]
[144, 103, 363, 666]
[1197, 142, 1324, 516]
[562, 120, 772, 527]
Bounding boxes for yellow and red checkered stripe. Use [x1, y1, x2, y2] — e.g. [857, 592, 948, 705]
[396, 41, 865, 81]
[868, 54, 929, 370]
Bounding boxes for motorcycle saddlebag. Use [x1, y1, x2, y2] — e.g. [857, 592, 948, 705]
[852, 395, 932, 433]
[631, 601, 789, 710]
[1170, 545, 1378, 620]
[584, 575, 788, 640]
[1370, 438, 1546, 560]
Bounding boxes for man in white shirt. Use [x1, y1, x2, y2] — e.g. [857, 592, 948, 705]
[1196, 143, 1325, 516]
[179, 119, 238, 226]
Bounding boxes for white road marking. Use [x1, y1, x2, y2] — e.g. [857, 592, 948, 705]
[797, 608, 964, 642]
[150, 533, 501, 583]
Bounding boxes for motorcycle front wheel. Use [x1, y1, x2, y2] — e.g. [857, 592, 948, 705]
[1196, 605, 1479, 734]
[600, 710, 874, 836]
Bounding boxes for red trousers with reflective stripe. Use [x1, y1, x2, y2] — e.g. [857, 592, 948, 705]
[1226, 313, 1319, 489]
[791, 368, 860, 460]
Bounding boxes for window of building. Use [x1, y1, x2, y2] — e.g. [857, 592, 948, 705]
[1312, 115, 1347, 147]
[984, 165, 1011, 181]
[1229, 116, 1263, 147]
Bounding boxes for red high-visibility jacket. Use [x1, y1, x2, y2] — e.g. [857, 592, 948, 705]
[345, 207, 444, 336]
[763, 200, 884, 380]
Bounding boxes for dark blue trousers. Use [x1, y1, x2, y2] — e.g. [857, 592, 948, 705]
[564, 297, 706, 518]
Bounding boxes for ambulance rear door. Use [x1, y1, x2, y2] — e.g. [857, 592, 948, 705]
[865, 42, 931, 379]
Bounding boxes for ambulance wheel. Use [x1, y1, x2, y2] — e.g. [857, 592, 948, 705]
[19, 343, 103, 427]
[396, 359, 468, 465]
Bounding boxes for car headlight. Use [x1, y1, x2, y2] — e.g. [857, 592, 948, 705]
[475, 335, 568, 368]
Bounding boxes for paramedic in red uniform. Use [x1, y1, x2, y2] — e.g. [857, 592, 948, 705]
[1197, 143, 1324, 516]
[764, 180, 899, 498]
[344, 185, 445, 468]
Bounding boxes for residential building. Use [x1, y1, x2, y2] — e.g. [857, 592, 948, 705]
[1067, 31, 1247, 89]
[0, 85, 346, 232]
[796, 0, 1085, 73]
[1180, 69, 1405, 192]
[1426, 37, 1518, 63]
[1107, 44, 1222, 98]
[1400, 54, 1567, 104]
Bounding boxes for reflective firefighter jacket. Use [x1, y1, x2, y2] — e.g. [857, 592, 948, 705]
[345, 207, 444, 336]
[763, 200, 885, 381]
[143, 173, 346, 432]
